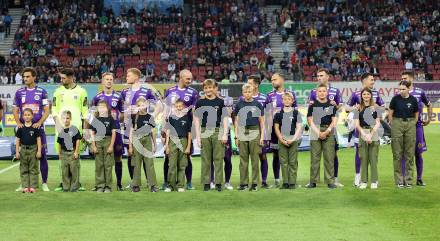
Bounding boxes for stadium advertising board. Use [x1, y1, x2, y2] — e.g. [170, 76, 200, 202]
[189, 83, 243, 99]
[259, 83, 316, 105]
[331, 82, 400, 103]
[414, 83, 440, 103]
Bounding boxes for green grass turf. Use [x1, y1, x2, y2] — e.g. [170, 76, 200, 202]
[1, 126, 55, 137]
[0, 125, 439, 241]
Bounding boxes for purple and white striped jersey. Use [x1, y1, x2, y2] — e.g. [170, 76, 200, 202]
[92, 91, 124, 128]
[410, 87, 430, 126]
[347, 89, 385, 107]
[13, 86, 49, 123]
[308, 86, 343, 105]
[164, 85, 199, 108]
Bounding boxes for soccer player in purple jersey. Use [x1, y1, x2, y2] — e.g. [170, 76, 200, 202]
[13, 67, 50, 192]
[308, 68, 344, 187]
[163, 69, 198, 190]
[401, 71, 432, 186]
[265, 73, 297, 188]
[246, 75, 269, 188]
[346, 73, 385, 187]
[91, 72, 125, 191]
[121, 68, 161, 186]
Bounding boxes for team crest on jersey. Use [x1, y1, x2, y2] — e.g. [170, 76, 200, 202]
[325, 107, 331, 113]
[181, 120, 186, 126]
[35, 95, 40, 101]
[407, 103, 412, 108]
[29, 131, 34, 136]
[112, 101, 117, 107]
[184, 96, 190, 102]
[21, 97, 26, 103]
[329, 95, 334, 100]
[104, 121, 110, 127]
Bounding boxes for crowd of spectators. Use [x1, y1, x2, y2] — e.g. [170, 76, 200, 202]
[275, 0, 440, 81]
[0, 0, 273, 84]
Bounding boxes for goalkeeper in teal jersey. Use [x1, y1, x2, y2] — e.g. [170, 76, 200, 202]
[52, 68, 89, 192]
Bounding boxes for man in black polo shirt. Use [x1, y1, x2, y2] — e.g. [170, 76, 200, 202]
[306, 84, 338, 189]
[389, 80, 419, 188]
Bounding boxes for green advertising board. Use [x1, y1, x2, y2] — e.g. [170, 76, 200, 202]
[259, 82, 317, 105]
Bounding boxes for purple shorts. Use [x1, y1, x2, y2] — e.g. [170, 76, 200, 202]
[269, 128, 279, 151]
[416, 125, 427, 154]
[114, 132, 124, 156]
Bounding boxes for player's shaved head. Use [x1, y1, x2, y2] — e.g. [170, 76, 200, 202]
[179, 69, 193, 87]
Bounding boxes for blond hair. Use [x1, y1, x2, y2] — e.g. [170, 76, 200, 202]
[202, 79, 216, 88]
[127, 68, 141, 77]
[242, 83, 253, 91]
[102, 72, 114, 78]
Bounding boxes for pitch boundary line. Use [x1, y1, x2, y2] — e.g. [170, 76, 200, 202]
[0, 163, 19, 174]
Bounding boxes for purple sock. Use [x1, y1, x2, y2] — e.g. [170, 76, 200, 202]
[127, 156, 134, 180]
[115, 161, 122, 186]
[272, 151, 280, 179]
[164, 155, 169, 183]
[334, 154, 339, 178]
[260, 154, 268, 183]
[415, 153, 423, 181]
[355, 143, 361, 174]
[40, 150, 48, 183]
[185, 156, 192, 183]
[224, 154, 232, 183]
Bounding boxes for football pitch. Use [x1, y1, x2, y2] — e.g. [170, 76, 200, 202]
[0, 125, 439, 241]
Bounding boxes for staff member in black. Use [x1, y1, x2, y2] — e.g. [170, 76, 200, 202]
[389, 80, 419, 188]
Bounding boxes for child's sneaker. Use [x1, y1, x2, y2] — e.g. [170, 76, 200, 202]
[22, 188, 29, 193]
[359, 183, 368, 189]
[104, 187, 112, 193]
[224, 182, 233, 190]
[132, 186, 140, 192]
[371, 182, 378, 189]
[96, 187, 104, 193]
[16, 185, 23, 192]
[177, 188, 185, 192]
[237, 185, 248, 191]
[150, 186, 159, 193]
[164, 187, 172, 192]
[29, 188, 36, 193]
[210, 182, 215, 190]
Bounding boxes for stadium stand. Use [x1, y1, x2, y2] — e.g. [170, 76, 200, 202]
[274, 0, 439, 81]
[0, 0, 272, 84]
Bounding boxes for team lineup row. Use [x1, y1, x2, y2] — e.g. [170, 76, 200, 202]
[13, 67, 432, 193]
